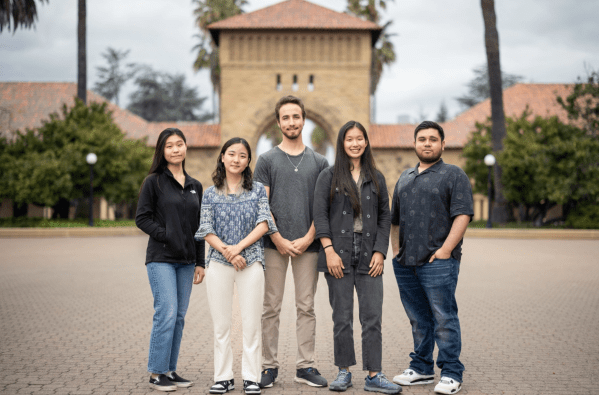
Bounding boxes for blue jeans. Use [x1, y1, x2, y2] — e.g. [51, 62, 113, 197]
[146, 262, 195, 374]
[392, 257, 464, 382]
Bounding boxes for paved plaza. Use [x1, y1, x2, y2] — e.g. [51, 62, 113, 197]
[1, 235, 598, 395]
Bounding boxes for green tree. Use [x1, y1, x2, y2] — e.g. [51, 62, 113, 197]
[500, 111, 599, 225]
[127, 66, 212, 122]
[461, 120, 493, 195]
[192, 0, 247, 98]
[0, 99, 153, 218]
[557, 68, 599, 136]
[346, 0, 396, 96]
[463, 110, 599, 226]
[456, 64, 523, 109]
[0, 0, 48, 33]
[93, 47, 137, 106]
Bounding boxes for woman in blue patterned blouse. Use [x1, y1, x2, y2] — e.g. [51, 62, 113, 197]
[195, 137, 277, 395]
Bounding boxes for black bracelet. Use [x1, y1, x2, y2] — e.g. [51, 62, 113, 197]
[323, 245, 333, 250]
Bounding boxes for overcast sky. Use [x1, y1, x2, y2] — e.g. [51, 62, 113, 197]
[1, 0, 598, 124]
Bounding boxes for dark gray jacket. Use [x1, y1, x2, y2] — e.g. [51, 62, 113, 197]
[313, 166, 391, 274]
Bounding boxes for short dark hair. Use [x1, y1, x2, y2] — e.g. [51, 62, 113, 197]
[275, 95, 306, 122]
[414, 121, 445, 141]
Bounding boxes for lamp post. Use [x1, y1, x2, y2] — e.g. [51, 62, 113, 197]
[86, 153, 97, 227]
[484, 154, 496, 228]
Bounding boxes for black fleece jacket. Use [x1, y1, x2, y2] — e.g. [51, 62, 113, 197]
[135, 169, 205, 267]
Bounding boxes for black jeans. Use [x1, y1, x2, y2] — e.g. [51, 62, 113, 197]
[325, 233, 383, 371]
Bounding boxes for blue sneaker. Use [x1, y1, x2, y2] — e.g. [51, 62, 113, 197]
[364, 373, 402, 394]
[329, 369, 352, 391]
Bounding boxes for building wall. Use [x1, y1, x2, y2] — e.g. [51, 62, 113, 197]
[218, 30, 372, 148]
[185, 147, 221, 189]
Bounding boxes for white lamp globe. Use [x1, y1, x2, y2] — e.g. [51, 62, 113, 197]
[86, 153, 98, 165]
[483, 154, 496, 167]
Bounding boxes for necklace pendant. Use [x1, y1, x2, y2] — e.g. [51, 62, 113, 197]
[294, 168, 298, 172]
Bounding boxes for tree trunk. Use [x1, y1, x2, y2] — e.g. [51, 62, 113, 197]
[481, 0, 509, 223]
[77, 0, 86, 104]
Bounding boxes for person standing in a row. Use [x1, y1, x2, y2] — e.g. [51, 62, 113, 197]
[391, 121, 473, 395]
[196, 137, 277, 395]
[255, 96, 329, 389]
[136, 128, 205, 392]
[314, 121, 401, 394]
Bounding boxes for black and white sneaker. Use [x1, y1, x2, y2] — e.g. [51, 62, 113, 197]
[209, 379, 235, 394]
[149, 374, 177, 392]
[166, 372, 193, 388]
[294, 367, 328, 387]
[243, 380, 261, 394]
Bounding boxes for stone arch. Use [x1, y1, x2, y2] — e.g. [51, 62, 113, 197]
[251, 106, 340, 152]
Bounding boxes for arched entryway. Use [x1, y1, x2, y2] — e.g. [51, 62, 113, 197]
[253, 111, 337, 165]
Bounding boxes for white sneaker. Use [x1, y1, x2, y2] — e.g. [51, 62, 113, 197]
[392, 369, 434, 385]
[434, 376, 462, 394]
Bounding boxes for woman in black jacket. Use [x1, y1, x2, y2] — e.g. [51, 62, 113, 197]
[313, 121, 399, 394]
[136, 128, 205, 392]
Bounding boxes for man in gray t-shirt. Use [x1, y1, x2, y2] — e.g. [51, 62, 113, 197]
[254, 96, 328, 389]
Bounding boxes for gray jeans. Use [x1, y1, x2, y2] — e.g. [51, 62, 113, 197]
[324, 233, 383, 371]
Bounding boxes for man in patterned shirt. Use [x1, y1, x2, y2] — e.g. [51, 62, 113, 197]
[390, 121, 473, 395]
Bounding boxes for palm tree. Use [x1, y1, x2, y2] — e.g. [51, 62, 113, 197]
[192, 0, 247, 120]
[346, 0, 396, 121]
[481, 0, 509, 223]
[0, 0, 48, 33]
[77, 0, 86, 104]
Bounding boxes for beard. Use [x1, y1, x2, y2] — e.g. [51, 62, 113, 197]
[416, 150, 442, 164]
[281, 127, 302, 140]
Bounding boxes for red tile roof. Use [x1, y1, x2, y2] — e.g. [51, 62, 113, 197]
[208, 0, 381, 45]
[0, 82, 220, 148]
[370, 83, 575, 148]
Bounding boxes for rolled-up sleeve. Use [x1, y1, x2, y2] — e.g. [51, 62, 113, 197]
[256, 183, 277, 235]
[195, 190, 215, 240]
[449, 170, 474, 221]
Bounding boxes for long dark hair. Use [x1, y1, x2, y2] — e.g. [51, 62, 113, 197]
[140, 128, 187, 193]
[148, 128, 187, 175]
[212, 137, 253, 192]
[330, 121, 380, 216]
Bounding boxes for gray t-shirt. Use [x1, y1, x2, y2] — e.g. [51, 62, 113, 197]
[254, 146, 329, 252]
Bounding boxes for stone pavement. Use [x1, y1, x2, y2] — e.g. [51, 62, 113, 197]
[1, 236, 598, 395]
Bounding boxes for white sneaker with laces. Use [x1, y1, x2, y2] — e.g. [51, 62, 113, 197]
[434, 376, 462, 394]
[392, 369, 434, 385]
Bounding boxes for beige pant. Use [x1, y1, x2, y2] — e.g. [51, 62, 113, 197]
[206, 261, 264, 382]
[261, 249, 319, 369]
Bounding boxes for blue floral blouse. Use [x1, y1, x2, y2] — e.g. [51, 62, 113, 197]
[194, 181, 277, 268]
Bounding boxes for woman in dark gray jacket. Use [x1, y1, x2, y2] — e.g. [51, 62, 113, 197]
[136, 128, 205, 392]
[313, 121, 399, 394]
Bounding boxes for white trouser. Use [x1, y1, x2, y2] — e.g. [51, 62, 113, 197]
[206, 261, 264, 382]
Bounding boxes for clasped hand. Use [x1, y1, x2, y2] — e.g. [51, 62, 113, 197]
[223, 244, 246, 271]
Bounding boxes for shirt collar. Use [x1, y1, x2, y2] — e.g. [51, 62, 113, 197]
[414, 159, 445, 175]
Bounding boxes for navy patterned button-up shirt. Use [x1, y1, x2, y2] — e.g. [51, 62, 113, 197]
[391, 159, 473, 267]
